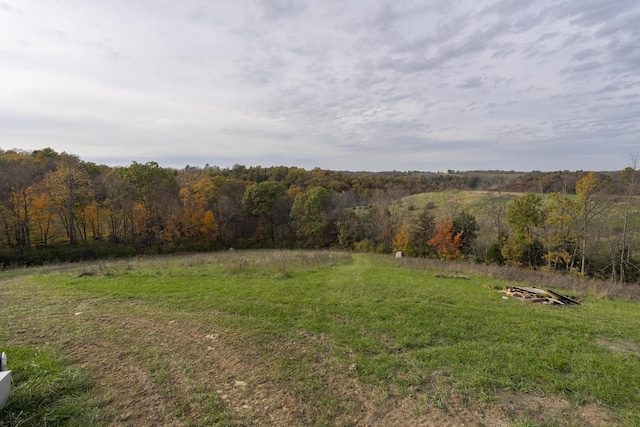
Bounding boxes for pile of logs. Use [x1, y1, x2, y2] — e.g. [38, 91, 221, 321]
[503, 286, 581, 306]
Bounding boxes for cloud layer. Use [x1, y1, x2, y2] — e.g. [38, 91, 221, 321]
[1, 0, 639, 171]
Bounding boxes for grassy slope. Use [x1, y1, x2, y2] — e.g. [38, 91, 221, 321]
[1, 251, 640, 426]
[396, 190, 515, 249]
[401, 190, 497, 216]
[398, 189, 640, 227]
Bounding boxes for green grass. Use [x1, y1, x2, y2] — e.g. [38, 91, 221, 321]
[0, 347, 98, 427]
[399, 189, 509, 222]
[1, 250, 640, 425]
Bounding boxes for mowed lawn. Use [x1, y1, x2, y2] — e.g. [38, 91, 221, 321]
[1, 251, 640, 426]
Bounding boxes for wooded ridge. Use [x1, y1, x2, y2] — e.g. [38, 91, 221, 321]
[1, 148, 638, 283]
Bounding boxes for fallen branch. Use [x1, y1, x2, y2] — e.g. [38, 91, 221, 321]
[434, 274, 469, 279]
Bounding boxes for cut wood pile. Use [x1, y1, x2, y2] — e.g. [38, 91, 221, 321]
[503, 286, 581, 306]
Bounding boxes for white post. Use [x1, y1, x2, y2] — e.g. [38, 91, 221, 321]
[0, 352, 11, 409]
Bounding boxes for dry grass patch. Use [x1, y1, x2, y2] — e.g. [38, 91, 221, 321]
[397, 256, 640, 301]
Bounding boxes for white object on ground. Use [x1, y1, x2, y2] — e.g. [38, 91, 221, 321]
[0, 371, 10, 409]
[0, 352, 10, 409]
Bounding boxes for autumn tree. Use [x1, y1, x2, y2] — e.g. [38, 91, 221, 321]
[337, 210, 363, 250]
[428, 217, 465, 260]
[393, 224, 411, 254]
[411, 208, 436, 257]
[25, 181, 57, 247]
[103, 170, 138, 244]
[212, 178, 248, 247]
[45, 156, 94, 245]
[179, 173, 219, 243]
[612, 159, 638, 282]
[291, 186, 330, 247]
[242, 181, 287, 247]
[369, 190, 405, 253]
[82, 162, 114, 241]
[115, 162, 181, 246]
[452, 210, 478, 256]
[574, 172, 603, 275]
[0, 151, 49, 248]
[503, 193, 545, 267]
[548, 173, 604, 275]
[485, 190, 508, 236]
[377, 207, 399, 253]
[544, 193, 577, 271]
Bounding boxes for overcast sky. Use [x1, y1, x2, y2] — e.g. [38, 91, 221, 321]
[1, 0, 639, 172]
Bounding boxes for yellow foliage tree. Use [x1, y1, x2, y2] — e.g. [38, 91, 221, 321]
[27, 184, 58, 247]
[393, 224, 411, 254]
[179, 175, 220, 243]
[200, 210, 220, 241]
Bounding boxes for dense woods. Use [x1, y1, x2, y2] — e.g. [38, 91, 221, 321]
[1, 148, 638, 283]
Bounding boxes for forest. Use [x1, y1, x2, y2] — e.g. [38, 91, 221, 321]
[0, 148, 638, 283]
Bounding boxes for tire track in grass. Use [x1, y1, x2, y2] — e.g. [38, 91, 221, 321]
[64, 306, 308, 426]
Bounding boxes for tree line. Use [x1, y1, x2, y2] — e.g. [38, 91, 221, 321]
[0, 148, 638, 283]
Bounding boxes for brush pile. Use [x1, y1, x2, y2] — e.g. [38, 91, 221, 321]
[503, 286, 580, 306]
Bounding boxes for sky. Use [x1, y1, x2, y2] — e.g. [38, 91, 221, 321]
[1, 0, 639, 172]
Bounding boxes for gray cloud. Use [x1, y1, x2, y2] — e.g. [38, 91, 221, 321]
[561, 60, 603, 74]
[0, 0, 638, 171]
[258, 0, 308, 21]
[555, 0, 634, 26]
[457, 77, 484, 89]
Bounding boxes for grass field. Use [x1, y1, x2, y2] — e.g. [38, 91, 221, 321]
[1, 250, 640, 426]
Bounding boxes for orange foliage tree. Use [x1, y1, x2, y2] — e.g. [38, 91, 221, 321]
[428, 217, 465, 260]
[27, 184, 58, 247]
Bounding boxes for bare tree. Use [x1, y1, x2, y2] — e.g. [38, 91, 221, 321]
[617, 154, 638, 282]
[485, 190, 507, 236]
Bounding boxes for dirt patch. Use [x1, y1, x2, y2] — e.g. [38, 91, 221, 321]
[596, 338, 640, 358]
[495, 391, 617, 427]
[339, 390, 511, 427]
